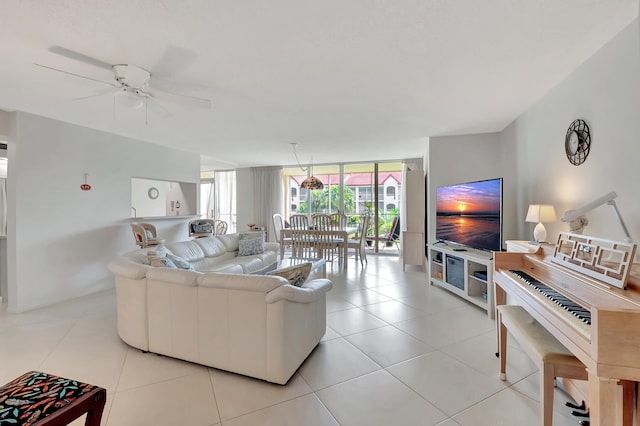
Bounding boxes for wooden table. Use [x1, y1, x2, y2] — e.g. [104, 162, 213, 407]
[280, 229, 349, 268]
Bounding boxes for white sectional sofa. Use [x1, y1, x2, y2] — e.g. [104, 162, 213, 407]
[108, 233, 332, 384]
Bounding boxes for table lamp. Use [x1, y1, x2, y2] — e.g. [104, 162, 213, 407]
[525, 204, 557, 243]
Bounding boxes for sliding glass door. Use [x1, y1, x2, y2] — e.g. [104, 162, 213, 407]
[283, 161, 402, 255]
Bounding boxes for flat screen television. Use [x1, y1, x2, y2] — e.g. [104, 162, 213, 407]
[435, 178, 503, 251]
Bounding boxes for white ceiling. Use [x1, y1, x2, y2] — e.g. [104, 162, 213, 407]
[0, 1, 637, 169]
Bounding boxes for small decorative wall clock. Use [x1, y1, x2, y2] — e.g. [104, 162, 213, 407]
[148, 187, 159, 199]
[565, 119, 591, 166]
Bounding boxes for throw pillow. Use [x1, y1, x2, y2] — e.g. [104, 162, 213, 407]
[148, 246, 168, 258]
[267, 263, 312, 287]
[145, 229, 154, 240]
[167, 254, 193, 270]
[147, 245, 175, 268]
[149, 256, 177, 268]
[192, 221, 212, 234]
[238, 231, 265, 256]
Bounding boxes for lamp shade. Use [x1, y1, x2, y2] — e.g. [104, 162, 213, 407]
[525, 204, 557, 243]
[525, 204, 557, 223]
[301, 176, 324, 190]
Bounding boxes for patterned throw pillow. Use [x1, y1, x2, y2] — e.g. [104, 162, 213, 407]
[192, 221, 213, 234]
[149, 256, 177, 268]
[147, 245, 177, 268]
[167, 253, 193, 270]
[267, 263, 312, 286]
[238, 231, 265, 256]
[148, 246, 168, 258]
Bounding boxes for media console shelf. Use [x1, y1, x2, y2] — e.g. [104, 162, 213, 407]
[429, 244, 494, 319]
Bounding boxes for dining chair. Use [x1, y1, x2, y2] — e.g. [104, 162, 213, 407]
[272, 213, 293, 253]
[347, 215, 369, 266]
[131, 223, 164, 248]
[366, 216, 400, 252]
[312, 214, 343, 261]
[289, 214, 308, 230]
[290, 229, 314, 258]
[330, 212, 347, 229]
[213, 220, 228, 235]
[289, 214, 312, 257]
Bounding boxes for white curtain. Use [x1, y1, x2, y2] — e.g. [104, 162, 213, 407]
[400, 159, 423, 233]
[0, 179, 6, 235]
[214, 171, 236, 233]
[400, 159, 423, 253]
[252, 167, 283, 241]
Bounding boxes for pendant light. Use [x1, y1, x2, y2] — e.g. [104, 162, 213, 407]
[291, 143, 324, 190]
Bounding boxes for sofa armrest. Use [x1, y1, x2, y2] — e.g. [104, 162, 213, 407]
[146, 268, 201, 286]
[265, 242, 280, 252]
[265, 279, 332, 304]
[108, 258, 152, 280]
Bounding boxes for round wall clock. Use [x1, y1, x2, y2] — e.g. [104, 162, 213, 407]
[565, 119, 591, 166]
[148, 187, 159, 199]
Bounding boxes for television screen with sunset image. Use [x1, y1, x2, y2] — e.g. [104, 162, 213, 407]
[435, 178, 503, 251]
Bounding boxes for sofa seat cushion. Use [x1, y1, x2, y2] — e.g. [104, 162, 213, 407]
[189, 251, 237, 272]
[251, 250, 277, 267]
[197, 263, 244, 274]
[232, 256, 265, 274]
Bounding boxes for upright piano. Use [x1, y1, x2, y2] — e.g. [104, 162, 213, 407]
[494, 233, 640, 425]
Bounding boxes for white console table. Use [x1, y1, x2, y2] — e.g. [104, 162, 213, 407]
[428, 243, 494, 318]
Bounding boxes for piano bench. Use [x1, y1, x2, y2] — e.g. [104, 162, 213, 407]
[0, 371, 107, 425]
[496, 305, 634, 426]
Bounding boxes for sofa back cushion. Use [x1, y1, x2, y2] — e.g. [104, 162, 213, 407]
[166, 240, 205, 263]
[194, 237, 227, 257]
[216, 234, 239, 252]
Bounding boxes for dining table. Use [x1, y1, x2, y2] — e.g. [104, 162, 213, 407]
[280, 226, 358, 268]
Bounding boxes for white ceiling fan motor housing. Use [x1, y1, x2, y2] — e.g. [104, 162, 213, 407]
[112, 64, 151, 89]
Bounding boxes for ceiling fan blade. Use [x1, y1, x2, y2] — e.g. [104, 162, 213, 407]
[72, 87, 115, 101]
[153, 46, 198, 77]
[145, 97, 172, 118]
[48, 46, 113, 71]
[146, 87, 211, 109]
[35, 63, 118, 87]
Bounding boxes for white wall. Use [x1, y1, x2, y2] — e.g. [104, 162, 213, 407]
[426, 132, 518, 249]
[7, 112, 200, 312]
[0, 110, 10, 138]
[504, 18, 640, 243]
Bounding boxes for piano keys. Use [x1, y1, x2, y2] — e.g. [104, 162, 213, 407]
[494, 233, 640, 426]
[508, 269, 592, 324]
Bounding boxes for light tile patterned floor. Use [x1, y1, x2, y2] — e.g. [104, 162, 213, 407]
[0, 255, 583, 425]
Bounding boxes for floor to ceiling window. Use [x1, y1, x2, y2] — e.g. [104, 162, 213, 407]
[200, 170, 237, 233]
[283, 161, 402, 254]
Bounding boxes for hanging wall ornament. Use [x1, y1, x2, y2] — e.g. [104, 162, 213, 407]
[80, 173, 91, 191]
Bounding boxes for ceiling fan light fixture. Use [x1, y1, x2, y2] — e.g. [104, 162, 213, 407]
[116, 88, 145, 109]
[113, 64, 150, 88]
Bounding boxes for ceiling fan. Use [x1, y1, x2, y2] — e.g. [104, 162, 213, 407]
[35, 46, 212, 114]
